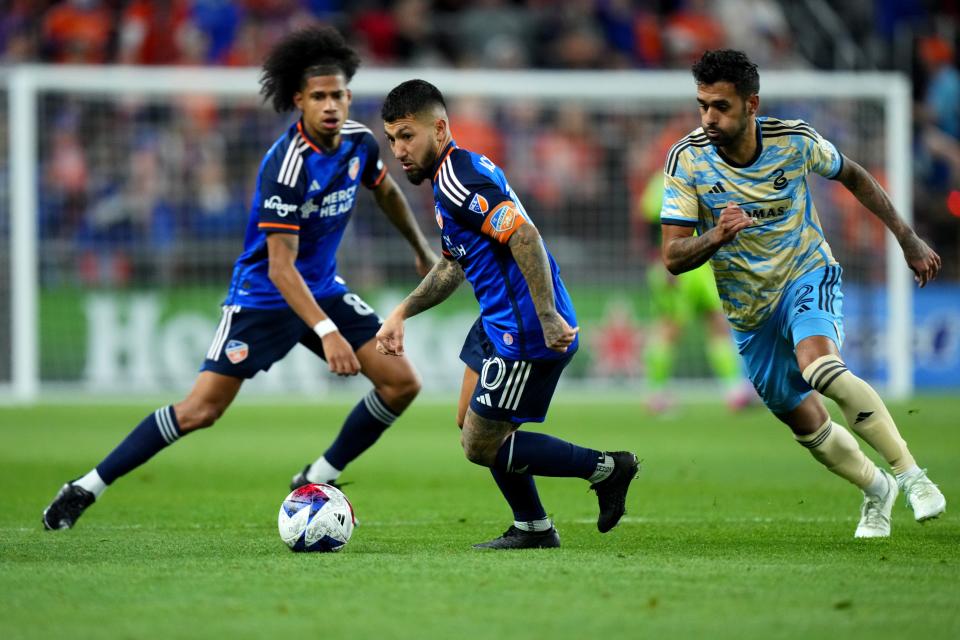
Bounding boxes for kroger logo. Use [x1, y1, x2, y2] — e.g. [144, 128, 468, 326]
[263, 195, 299, 217]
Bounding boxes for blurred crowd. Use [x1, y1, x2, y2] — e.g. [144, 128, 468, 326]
[1, 0, 959, 286]
[0, 0, 812, 70]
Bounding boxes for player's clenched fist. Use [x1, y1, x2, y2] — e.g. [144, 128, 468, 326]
[899, 232, 941, 288]
[540, 312, 579, 353]
[716, 201, 753, 243]
[376, 312, 406, 356]
[321, 332, 361, 376]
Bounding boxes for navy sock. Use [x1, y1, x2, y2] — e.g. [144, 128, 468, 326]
[323, 390, 398, 470]
[490, 468, 547, 522]
[494, 431, 601, 479]
[96, 406, 183, 485]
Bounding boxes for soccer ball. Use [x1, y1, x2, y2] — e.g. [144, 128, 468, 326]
[278, 483, 356, 552]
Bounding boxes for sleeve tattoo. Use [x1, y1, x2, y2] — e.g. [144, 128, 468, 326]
[402, 257, 465, 318]
[508, 225, 556, 317]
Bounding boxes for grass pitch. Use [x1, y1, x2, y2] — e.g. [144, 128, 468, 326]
[1, 396, 958, 639]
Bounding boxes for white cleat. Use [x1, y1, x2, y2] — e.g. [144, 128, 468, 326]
[855, 470, 897, 539]
[899, 469, 946, 522]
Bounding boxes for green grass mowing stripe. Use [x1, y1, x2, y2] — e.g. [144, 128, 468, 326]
[1, 398, 958, 639]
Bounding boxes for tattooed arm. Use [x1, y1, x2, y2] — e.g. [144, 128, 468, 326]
[376, 256, 464, 356]
[662, 201, 752, 275]
[836, 155, 941, 287]
[507, 223, 577, 353]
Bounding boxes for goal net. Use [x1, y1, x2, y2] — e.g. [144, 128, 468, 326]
[1, 66, 913, 400]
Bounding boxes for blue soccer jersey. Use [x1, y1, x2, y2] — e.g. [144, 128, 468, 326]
[431, 141, 578, 361]
[223, 119, 387, 308]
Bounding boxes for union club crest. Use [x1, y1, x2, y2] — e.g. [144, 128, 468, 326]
[348, 157, 360, 180]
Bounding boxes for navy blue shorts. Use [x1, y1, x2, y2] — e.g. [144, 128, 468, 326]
[459, 317, 574, 425]
[200, 291, 381, 379]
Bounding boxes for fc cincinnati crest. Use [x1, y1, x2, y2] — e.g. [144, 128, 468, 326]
[468, 193, 489, 215]
[490, 205, 517, 232]
[348, 157, 360, 180]
[224, 340, 249, 364]
[435, 205, 444, 229]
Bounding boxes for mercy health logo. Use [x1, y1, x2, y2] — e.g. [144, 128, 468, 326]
[263, 195, 299, 217]
[318, 185, 358, 218]
[224, 340, 249, 364]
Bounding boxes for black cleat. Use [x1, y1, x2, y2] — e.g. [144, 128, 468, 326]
[591, 451, 640, 533]
[42, 482, 95, 530]
[290, 464, 312, 491]
[289, 464, 346, 491]
[473, 525, 561, 550]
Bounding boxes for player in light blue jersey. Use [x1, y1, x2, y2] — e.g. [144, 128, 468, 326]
[43, 28, 438, 530]
[661, 49, 945, 538]
[377, 80, 639, 549]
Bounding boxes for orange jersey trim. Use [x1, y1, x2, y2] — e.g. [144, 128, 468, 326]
[258, 222, 300, 231]
[367, 164, 388, 189]
[296, 120, 323, 154]
[431, 145, 456, 180]
[480, 200, 526, 244]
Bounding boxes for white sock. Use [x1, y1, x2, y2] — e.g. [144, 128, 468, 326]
[305, 456, 341, 484]
[587, 454, 614, 484]
[895, 465, 922, 484]
[514, 518, 552, 532]
[74, 469, 107, 499]
[864, 466, 889, 498]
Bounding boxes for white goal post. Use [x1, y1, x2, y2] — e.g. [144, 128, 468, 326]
[3, 65, 913, 402]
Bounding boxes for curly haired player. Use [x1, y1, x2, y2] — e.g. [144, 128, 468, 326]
[43, 27, 438, 530]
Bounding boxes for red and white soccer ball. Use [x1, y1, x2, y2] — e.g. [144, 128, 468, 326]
[278, 483, 356, 552]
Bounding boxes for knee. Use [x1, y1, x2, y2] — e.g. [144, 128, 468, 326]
[460, 433, 495, 467]
[175, 401, 224, 432]
[378, 372, 421, 410]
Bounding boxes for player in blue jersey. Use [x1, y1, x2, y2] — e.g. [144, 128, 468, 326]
[42, 28, 438, 530]
[661, 49, 945, 538]
[376, 80, 639, 549]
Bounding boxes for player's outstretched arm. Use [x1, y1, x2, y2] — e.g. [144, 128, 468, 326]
[376, 256, 464, 356]
[662, 202, 752, 275]
[266, 234, 361, 375]
[836, 155, 942, 287]
[508, 224, 577, 353]
[373, 174, 440, 276]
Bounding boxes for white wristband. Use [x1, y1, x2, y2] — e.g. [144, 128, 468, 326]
[313, 319, 338, 338]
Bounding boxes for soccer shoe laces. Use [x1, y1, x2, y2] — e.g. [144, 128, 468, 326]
[901, 470, 939, 505]
[859, 492, 890, 530]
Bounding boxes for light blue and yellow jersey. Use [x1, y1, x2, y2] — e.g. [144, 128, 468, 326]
[660, 117, 843, 331]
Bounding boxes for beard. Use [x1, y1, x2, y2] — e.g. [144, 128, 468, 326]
[401, 146, 438, 185]
[404, 167, 428, 185]
[704, 117, 748, 148]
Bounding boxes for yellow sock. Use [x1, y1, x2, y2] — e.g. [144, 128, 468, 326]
[802, 354, 916, 475]
[795, 419, 877, 490]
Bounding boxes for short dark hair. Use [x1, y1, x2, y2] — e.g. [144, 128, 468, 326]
[691, 50, 759, 98]
[381, 79, 447, 123]
[259, 27, 361, 112]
